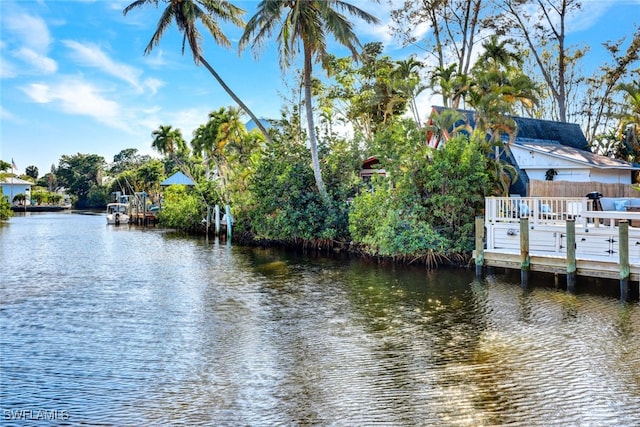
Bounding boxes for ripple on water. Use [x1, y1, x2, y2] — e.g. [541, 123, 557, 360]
[1, 214, 639, 425]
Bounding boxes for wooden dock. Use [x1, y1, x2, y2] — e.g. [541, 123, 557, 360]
[475, 197, 640, 300]
[130, 211, 157, 226]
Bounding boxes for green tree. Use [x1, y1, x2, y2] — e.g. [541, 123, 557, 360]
[390, 0, 487, 109]
[110, 148, 151, 175]
[191, 106, 253, 201]
[157, 185, 204, 232]
[36, 164, 58, 192]
[581, 33, 640, 143]
[32, 190, 48, 205]
[56, 153, 106, 208]
[240, 0, 379, 202]
[25, 165, 38, 180]
[151, 125, 193, 180]
[12, 193, 26, 206]
[136, 159, 166, 202]
[0, 197, 13, 220]
[0, 160, 11, 173]
[245, 131, 347, 244]
[350, 129, 491, 265]
[494, 0, 583, 122]
[393, 56, 426, 127]
[326, 42, 418, 137]
[123, 0, 273, 144]
[612, 80, 640, 164]
[468, 35, 539, 124]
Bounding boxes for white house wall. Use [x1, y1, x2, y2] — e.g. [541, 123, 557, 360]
[511, 146, 578, 169]
[1, 184, 30, 199]
[590, 168, 632, 184]
[524, 169, 591, 182]
[511, 145, 632, 184]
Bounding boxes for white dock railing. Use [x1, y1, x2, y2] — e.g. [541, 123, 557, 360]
[485, 196, 590, 227]
[484, 196, 640, 256]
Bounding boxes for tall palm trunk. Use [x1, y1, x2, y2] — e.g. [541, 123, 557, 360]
[303, 47, 328, 202]
[198, 55, 273, 145]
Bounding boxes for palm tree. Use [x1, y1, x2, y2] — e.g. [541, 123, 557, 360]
[123, 0, 273, 145]
[617, 80, 640, 163]
[392, 57, 426, 127]
[151, 124, 186, 158]
[151, 124, 196, 181]
[239, 0, 379, 202]
[191, 107, 249, 199]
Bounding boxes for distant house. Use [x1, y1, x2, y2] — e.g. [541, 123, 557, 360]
[427, 106, 640, 195]
[359, 156, 387, 181]
[160, 171, 195, 186]
[0, 176, 32, 204]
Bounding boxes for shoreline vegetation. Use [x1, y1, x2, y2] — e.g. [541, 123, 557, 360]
[3, 1, 639, 266]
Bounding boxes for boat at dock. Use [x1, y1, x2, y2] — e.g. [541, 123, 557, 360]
[106, 202, 130, 225]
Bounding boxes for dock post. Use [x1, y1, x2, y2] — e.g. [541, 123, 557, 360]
[566, 219, 576, 292]
[520, 217, 530, 287]
[475, 216, 485, 278]
[215, 205, 220, 235]
[619, 221, 630, 302]
[142, 192, 147, 226]
[225, 204, 232, 240]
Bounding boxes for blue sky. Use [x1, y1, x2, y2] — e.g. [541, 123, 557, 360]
[1, 0, 639, 177]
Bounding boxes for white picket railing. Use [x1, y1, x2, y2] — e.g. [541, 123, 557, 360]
[484, 197, 640, 257]
[485, 196, 590, 227]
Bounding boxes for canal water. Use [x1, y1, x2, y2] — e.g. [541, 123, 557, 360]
[1, 212, 639, 426]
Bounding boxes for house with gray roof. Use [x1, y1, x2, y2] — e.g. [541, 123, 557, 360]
[428, 106, 640, 196]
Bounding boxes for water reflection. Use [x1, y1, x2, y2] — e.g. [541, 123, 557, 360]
[0, 213, 639, 426]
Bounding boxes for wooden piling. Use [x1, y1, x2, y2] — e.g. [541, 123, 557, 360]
[475, 216, 484, 278]
[566, 219, 576, 292]
[520, 217, 530, 286]
[619, 220, 630, 301]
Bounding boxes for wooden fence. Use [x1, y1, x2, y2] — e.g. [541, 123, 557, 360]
[529, 180, 640, 198]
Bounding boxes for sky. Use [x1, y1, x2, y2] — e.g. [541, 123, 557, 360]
[1, 0, 639, 177]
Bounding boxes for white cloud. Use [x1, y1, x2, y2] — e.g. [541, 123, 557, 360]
[566, 2, 611, 34]
[0, 56, 18, 78]
[21, 77, 129, 131]
[0, 105, 21, 122]
[144, 50, 170, 68]
[144, 77, 165, 95]
[14, 47, 58, 74]
[63, 40, 147, 92]
[4, 12, 52, 52]
[1, 10, 58, 77]
[62, 40, 165, 95]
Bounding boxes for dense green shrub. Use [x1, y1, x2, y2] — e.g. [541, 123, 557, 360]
[417, 134, 491, 254]
[349, 133, 491, 264]
[0, 197, 13, 220]
[348, 178, 449, 265]
[157, 185, 204, 231]
[83, 185, 109, 209]
[245, 137, 348, 244]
